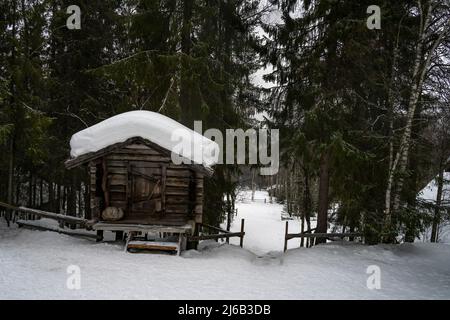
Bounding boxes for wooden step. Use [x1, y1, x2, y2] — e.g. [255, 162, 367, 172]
[126, 240, 180, 254]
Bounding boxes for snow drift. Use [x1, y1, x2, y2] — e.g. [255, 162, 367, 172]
[69, 111, 219, 168]
[1, 218, 450, 299]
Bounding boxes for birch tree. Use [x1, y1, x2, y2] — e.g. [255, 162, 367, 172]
[384, 0, 450, 239]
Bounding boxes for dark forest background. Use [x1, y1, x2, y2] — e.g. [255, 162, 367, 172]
[1, 0, 449, 243]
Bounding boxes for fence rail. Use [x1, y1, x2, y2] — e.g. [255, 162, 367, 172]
[188, 219, 245, 247]
[284, 221, 363, 251]
[0, 201, 87, 226]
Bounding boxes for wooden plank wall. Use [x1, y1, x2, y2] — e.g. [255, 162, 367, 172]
[89, 143, 203, 226]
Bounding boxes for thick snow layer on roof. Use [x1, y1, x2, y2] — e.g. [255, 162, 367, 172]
[70, 111, 219, 167]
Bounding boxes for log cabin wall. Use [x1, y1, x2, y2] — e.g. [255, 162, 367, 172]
[88, 143, 203, 226]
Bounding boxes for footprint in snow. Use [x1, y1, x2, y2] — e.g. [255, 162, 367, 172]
[252, 251, 283, 266]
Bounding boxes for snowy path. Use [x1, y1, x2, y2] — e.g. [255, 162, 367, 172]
[223, 190, 312, 254]
[0, 190, 449, 299]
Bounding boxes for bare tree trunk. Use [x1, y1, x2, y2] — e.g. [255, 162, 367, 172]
[269, 175, 273, 204]
[292, 161, 298, 215]
[6, 138, 14, 226]
[62, 186, 67, 214]
[49, 182, 54, 211]
[316, 151, 330, 243]
[384, 26, 401, 224]
[251, 168, 255, 201]
[226, 192, 231, 234]
[67, 176, 77, 217]
[302, 165, 312, 231]
[28, 172, 33, 219]
[15, 179, 20, 203]
[284, 169, 289, 214]
[78, 182, 82, 217]
[179, 0, 194, 126]
[275, 172, 280, 198]
[84, 181, 91, 220]
[56, 183, 61, 213]
[6, 1, 17, 227]
[431, 165, 445, 242]
[32, 175, 37, 208]
[288, 166, 294, 215]
[39, 178, 43, 207]
[300, 215, 305, 247]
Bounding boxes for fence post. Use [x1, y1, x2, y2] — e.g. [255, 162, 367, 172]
[301, 231, 304, 248]
[239, 218, 245, 248]
[284, 221, 288, 252]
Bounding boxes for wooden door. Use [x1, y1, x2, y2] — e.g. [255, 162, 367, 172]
[128, 164, 162, 217]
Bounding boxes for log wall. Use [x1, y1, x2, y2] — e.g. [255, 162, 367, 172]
[89, 143, 203, 226]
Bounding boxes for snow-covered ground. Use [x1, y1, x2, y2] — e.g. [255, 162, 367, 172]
[418, 172, 450, 203]
[223, 190, 316, 254]
[1, 190, 449, 299]
[417, 172, 450, 243]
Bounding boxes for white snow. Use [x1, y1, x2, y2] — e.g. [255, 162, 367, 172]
[69, 111, 219, 167]
[222, 190, 316, 255]
[1, 190, 450, 299]
[418, 222, 450, 244]
[418, 172, 450, 203]
[417, 173, 450, 243]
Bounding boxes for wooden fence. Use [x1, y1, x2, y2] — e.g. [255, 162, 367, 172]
[0, 201, 88, 227]
[16, 220, 97, 239]
[284, 221, 363, 252]
[0, 201, 246, 247]
[188, 219, 245, 247]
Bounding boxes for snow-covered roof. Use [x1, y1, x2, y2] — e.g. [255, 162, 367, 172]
[68, 111, 219, 169]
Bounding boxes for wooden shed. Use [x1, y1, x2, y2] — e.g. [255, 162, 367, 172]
[65, 112, 218, 253]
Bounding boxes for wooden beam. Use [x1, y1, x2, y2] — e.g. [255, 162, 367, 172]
[129, 167, 159, 182]
[284, 221, 288, 252]
[240, 218, 245, 248]
[16, 220, 96, 239]
[201, 223, 230, 234]
[0, 201, 87, 226]
[102, 157, 109, 208]
[187, 232, 244, 241]
[161, 164, 167, 213]
[127, 241, 179, 252]
[92, 222, 192, 234]
[286, 232, 363, 240]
